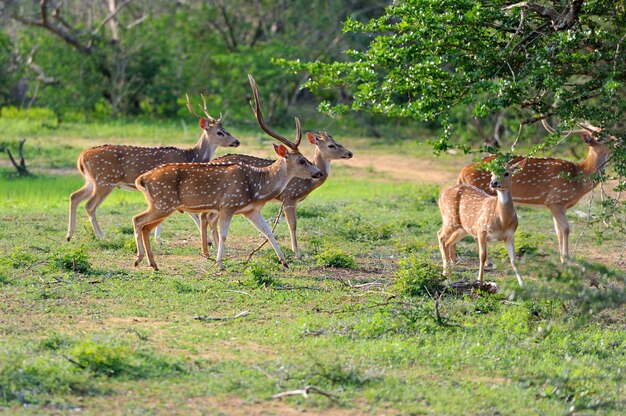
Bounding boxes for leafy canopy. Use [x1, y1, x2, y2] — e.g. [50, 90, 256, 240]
[289, 0, 626, 135]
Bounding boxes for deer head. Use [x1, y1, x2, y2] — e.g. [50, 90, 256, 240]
[306, 131, 353, 160]
[186, 93, 240, 147]
[248, 74, 323, 180]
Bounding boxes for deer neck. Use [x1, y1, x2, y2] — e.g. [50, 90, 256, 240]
[495, 189, 515, 222]
[578, 146, 609, 178]
[313, 147, 331, 176]
[250, 159, 292, 200]
[190, 131, 216, 162]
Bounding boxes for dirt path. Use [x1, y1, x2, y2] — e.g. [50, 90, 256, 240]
[343, 152, 462, 185]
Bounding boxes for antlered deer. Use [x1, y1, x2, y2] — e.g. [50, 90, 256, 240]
[200, 131, 353, 258]
[66, 95, 239, 241]
[457, 119, 614, 263]
[438, 162, 524, 286]
[132, 75, 323, 270]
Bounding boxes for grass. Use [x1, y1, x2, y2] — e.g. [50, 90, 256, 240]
[0, 120, 624, 414]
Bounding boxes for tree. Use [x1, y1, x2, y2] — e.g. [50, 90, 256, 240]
[291, 1, 625, 139]
[288, 0, 625, 232]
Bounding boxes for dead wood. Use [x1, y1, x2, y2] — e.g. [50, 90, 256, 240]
[5, 138, 30, 176]
[193, 310, 251, 322]
[272, 385, 338, 401]
[444, 280, 499, 295]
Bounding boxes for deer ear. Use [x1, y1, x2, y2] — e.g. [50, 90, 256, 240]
[199, 118, 208, 130]
[306, 132, 317, 145]
[274, 144, 288, 158]
[509, 159, 526, 174]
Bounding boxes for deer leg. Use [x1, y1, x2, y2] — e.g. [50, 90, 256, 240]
[477, 234, 488, 283]
[142, 219, 166, 271]
[133, 210, 171, 268]
[244, 210, 288, 268]
[153, 223, 163, 243]
[216, 214, 233, 271]
[437, 227, 451, 275]
[283, 203, 300, 259]
[549, 205, 570, 263]
[84, 185, 114, 240]
[66, 179, 94, 241]
[444, 228, 467, 267]
[504, 235, 524, 287]
[200, 213, 211, 258]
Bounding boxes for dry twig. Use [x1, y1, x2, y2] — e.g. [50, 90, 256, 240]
[272, 385, 338, 401]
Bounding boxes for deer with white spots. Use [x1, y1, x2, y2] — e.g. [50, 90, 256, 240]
[132, 75, 323, 271]
[457, 119, 614, 263]
[199, 131, 353, 259]
[438, 162, 524, 287]
[66, 95, 240, 242]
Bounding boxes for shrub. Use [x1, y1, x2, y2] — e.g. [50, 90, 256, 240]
[315, 248, 356, 269]
[50, 246, 92, 274]
[68, 341, 184, 379]
[395, 254, 444, 296]
[244, 260, 280, 288]
[1, 246, 36, 269]
[0, 351, 96, 405]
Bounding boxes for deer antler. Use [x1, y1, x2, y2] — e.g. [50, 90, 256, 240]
[248, 74, 301, 150]
[185, 93, 216, 123]
[540, 117, 589, 136]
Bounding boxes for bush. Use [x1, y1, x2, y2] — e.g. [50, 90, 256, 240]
[395, 254, 444, 296]
[0, 350, 96, 405]
[315, 248, 356, 269]
[244, 260, 281, 288]
[0, 246, 36, 269]
[50, 246, 92, 274]
[68, 341, 184, 379]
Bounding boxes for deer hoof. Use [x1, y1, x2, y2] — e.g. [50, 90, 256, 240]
[150, 263, 159, 271]
[281, 261, 289, 269]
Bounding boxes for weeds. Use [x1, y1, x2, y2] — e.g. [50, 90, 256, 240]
[315, 247, 356, 269]
[50, 246, 92, 274]
[395, 254, 445, 296]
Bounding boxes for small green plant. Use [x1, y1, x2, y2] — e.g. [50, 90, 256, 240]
[50, 246, 92, 274]
[244, 260, 280, 288]
[1, 246, 36, 269]
[39, 333, 73, 351]
[315, 247, 356, 269]
[0, 350, 96, 405]
[395, 254, 444, 296]
[68, 341, 184, 379]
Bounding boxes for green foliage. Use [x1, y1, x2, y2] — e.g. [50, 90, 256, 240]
[50, 246, 92, 274]
[68, 341, 184, 380]
[395, 254, 445, 296]
[0, 350, 97, 405]
[315, 247, 356, 269]
[1, 246, 36, 269]
[244, 259, 281, 288]
[333, 212, 394, 242]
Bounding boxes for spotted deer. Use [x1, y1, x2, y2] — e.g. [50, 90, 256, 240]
[66, 95, 239, 242]
[132, 75, 323, 270]
[199, 131, 353, 259]
[457, 119, 614, 263]
[438, 162, 524, 286]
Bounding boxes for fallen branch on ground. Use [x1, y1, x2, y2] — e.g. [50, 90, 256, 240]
[444, 280, 498, 294]
[272, 385, 338, 401]
[193, 310, 250, 322]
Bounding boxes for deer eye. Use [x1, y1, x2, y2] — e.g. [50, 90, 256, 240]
[328, 144, 336, 149]
[217, 131, 225, 137]
[504, 172, 510, 177]
[298, 159, 306, 165]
